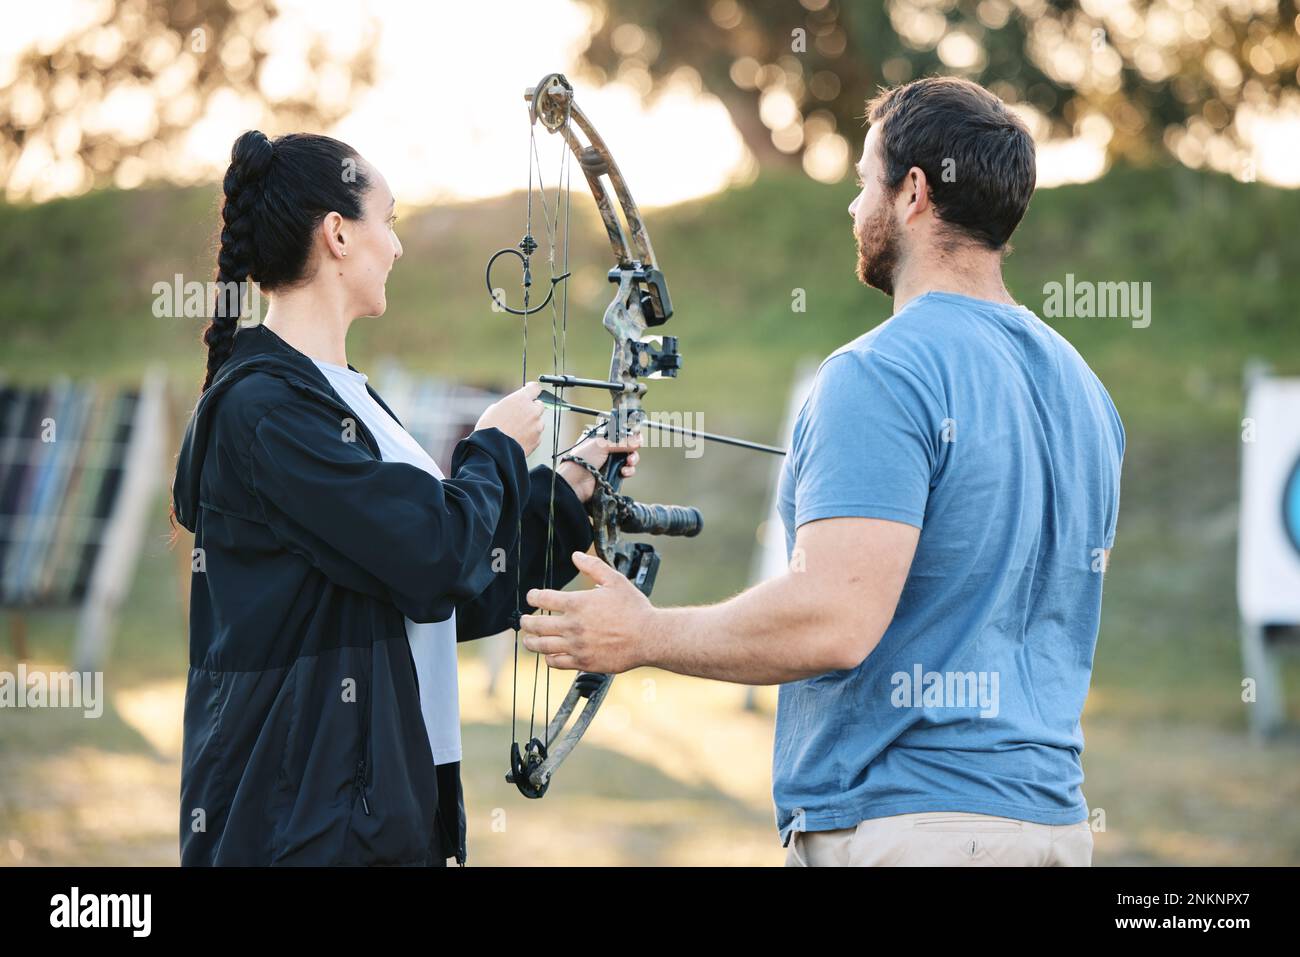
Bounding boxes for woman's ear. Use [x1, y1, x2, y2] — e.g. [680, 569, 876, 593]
[321, 211, 349, 260]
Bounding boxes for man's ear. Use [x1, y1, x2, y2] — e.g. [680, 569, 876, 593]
[320, 211, 348, 261]
[902, 166, 931, 224]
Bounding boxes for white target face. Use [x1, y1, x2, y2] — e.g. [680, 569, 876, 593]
[1239, 378, 1300, 626]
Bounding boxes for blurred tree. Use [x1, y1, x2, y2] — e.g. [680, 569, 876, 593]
[575, 0, 1300, 182]
[0, 0, 377, 201]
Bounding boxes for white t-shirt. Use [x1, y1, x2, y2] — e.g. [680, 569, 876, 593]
[311, 357, 461, 766]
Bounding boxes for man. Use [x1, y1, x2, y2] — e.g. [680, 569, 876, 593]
[521, 76, 1124, 867]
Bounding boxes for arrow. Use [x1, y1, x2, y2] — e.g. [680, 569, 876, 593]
[538, 389, 786, 456]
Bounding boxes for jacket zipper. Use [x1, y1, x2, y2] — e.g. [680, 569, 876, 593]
[354, 758, 371, 816]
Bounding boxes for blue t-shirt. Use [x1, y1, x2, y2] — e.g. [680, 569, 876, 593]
[774, 290, 1124, 839]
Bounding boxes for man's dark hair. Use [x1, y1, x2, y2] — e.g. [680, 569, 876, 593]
[866, 76, 1035, 250]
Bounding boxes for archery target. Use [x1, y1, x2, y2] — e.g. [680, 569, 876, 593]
[1238, 377, 1300, 625]
[1285, 457, 1300, 557]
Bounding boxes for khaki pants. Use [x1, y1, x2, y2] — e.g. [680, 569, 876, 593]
[785, 811, 1093, 867]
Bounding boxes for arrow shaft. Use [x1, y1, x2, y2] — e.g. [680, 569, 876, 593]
[540, 390, 786, 456]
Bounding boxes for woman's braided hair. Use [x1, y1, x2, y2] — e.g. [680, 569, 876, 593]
[200, 130, 370, 392]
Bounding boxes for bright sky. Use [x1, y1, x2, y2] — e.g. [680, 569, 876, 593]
[205, 0, 752, 207]
[4, 0, 1298, 206]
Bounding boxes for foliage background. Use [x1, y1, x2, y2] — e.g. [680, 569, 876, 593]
[2, 0, 1299, 865]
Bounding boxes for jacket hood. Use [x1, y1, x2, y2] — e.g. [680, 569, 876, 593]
[172, 324, 362, 532]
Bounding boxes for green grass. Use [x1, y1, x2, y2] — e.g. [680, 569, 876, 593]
[1, 163, 1299, 865]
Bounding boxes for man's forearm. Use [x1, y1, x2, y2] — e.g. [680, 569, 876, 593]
[639, 572, 857, 685]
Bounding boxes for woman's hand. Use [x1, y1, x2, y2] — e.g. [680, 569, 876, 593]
[475, 381, 545, 456]
[557, 432, 642, 502]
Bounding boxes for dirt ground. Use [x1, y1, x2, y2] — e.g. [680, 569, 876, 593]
[3, 649, 1298, 867]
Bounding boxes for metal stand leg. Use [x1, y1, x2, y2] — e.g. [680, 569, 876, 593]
[1241, 621, 1285, 739]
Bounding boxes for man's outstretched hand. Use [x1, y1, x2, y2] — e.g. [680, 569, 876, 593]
[521, 551, 656, 674]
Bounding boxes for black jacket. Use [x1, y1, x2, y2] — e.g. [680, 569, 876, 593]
[171, 324, 592, 865]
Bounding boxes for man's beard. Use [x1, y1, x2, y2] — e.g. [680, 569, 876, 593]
[855, 200, 900, 296]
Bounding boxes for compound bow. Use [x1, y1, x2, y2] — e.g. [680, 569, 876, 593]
[487, 73, 702, 799]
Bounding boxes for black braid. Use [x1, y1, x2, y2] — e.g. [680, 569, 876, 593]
[201, 131, 271, 391]
[198, 130, 370, 393]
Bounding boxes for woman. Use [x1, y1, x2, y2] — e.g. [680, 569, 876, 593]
[171, 130, 635, 865]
